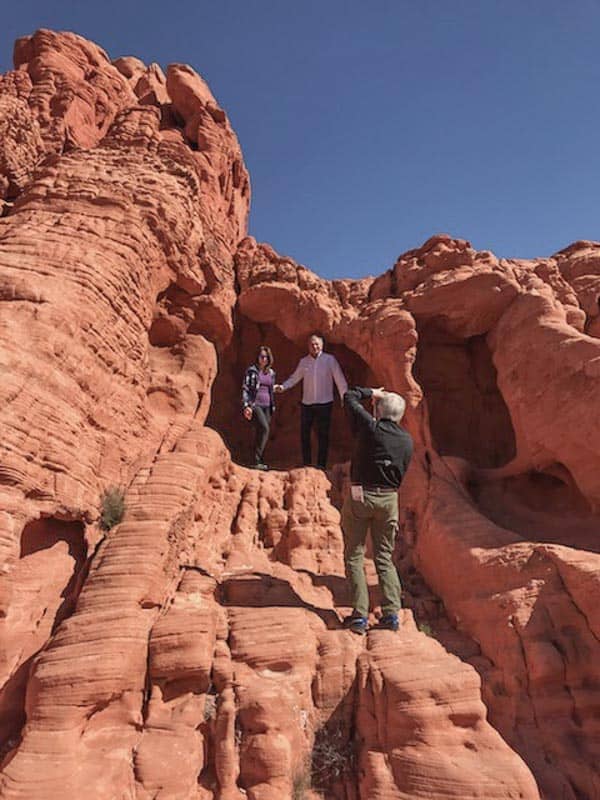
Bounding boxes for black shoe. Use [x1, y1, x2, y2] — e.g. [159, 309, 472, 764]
[343, 612, 369, 635]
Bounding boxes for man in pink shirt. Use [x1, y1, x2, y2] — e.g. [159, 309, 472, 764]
[275, 333, 348, 469]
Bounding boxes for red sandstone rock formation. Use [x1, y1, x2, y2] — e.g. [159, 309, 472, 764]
[1, 27, 599, 800]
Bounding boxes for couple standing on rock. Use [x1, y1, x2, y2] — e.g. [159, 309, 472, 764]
[242, 333, 346, 472]
[241, 333, 413, 634]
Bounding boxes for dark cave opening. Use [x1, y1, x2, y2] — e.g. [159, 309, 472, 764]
[20, 516, 87, 562]
[413, 321, 600, 549]
[413, 322, 516, 468]
[206, 313, 377, 470]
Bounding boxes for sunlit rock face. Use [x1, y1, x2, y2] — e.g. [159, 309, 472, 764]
[0, 28, 599, 800]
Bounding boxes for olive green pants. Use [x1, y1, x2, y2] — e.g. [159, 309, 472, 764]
[341, 491, 401, 617]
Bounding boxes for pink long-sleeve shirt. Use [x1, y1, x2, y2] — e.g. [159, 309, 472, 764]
[281, 352, 348, 404]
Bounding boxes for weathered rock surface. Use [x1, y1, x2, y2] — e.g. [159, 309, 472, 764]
[1, 27, 600, 800]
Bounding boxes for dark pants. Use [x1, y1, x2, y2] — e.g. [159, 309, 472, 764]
[252, 406, 271, 464]
[301, 402, 333, 468]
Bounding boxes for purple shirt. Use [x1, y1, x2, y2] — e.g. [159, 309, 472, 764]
[255, 370, 273, 407]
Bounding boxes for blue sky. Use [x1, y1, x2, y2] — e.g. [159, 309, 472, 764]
[1, 1, 599, 279]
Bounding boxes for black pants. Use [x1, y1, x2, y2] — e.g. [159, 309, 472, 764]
[252, 406, 271, 464]
[301, 402, 333, 469]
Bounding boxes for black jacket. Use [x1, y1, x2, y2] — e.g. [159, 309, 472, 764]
[344, 387, 413, 489]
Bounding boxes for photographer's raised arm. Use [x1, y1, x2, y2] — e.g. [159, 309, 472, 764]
[344, 386, 380, 431]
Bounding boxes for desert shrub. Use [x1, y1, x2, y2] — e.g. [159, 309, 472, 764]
[100, 486, 125, 531]
[311, 722, 355, 792]
[417, 621, 433, 636]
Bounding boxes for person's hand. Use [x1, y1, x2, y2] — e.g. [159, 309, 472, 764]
[371, 387, 385, 413]
[243, 406, 253, 420]
[274, 384, 284, 393]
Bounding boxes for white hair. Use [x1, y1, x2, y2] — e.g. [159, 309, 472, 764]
[376, 392, 406, 422]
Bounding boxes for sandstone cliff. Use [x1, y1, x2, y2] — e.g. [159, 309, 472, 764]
[1, 29, 599, 800]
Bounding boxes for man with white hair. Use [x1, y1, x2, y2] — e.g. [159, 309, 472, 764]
[275, 333, 347, 470]
[342, 386, 413, 634]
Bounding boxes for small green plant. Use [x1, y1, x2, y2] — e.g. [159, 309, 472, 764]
[100, 486, 125, 531]
[417, 621, 433, 636]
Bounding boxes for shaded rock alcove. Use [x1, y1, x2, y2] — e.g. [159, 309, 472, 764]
[470, 466, 600, 553]
[18, 516, 88, 631]
[206, 312, 377, 469]
[413, 322, 516, 468]
[0, 517, 87, 757]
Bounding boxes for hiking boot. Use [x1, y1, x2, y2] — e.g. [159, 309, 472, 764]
[251, 462, 269, 471]
[377, 613, 399, 632]
[343, 613, 369, 636]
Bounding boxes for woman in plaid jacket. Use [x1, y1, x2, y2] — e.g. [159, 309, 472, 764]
[242, 345, 276, 470]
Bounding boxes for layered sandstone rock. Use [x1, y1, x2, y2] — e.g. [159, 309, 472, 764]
[1, 27, 600, 800]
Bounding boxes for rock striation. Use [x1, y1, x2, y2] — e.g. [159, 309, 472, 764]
[1, 27, 600, 800]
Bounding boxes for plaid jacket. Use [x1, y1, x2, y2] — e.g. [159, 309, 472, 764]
[242, 364, 276, 412]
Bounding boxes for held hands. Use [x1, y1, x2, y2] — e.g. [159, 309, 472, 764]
[243, 406, 253, 421]
[274, 384, 284, 394]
